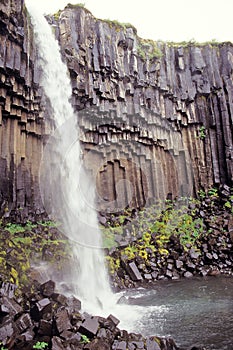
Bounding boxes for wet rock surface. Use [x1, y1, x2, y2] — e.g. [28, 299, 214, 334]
[0, 280, 189, 350]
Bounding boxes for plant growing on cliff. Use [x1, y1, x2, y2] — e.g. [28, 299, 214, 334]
[137, 38, 163, 60]
[53, 10, 62, 21]
[66, 3, 86, 9]
[198, 126, 206, 140]
[100, 18, 137, 33]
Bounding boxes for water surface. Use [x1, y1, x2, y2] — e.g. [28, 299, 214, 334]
[123, 276, 233, 349]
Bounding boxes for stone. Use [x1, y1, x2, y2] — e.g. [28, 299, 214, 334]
[51, 336, 65, 350]
[55, 307, 72, 334]
[79, 316, 99, 338]
[151, 271, 159, 279]
[15, 313, 33, 333]
[146, 337, 161, 350]
[107, 314, 120, 328]
[184, 271, 193, 278]
[205, 253, 213, 260]
[98, 214, 107, 226]
[38, 319, 53, 336]
[175, 260, 183, 269]
[84, 338, 111, 350]
[186, 261, 196, 270]
[52, 293, 68, 306]
[40, 280, 55, 297]
[1, 296, 23, 316]
[189, 248, 201, 260]
[0, 317, 15, 340]
[112, 340, 127, 350]
[144, 273, 152, 280]
[66, 295, 82, 312]
[125, 262, 143, 281]
[0, 282, 17, 298]
[30, 298, 52, 321]
[21, 329, 35, 341]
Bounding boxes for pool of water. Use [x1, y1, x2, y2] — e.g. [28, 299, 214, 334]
[122, 276, 233, 349]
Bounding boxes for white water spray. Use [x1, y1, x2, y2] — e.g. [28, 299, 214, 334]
[25, 1, 114, 314]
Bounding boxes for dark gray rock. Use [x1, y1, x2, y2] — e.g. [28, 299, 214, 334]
[30, 298, 52, 321]
[84, 338, 111, 350]
[55, 307, 72, 334]
[0, 316, 15, 341]
[112, 340, 127, 350]
[184, 271, 193, 278]
[144, 273, 152, 280]
[40, 280, 55, 297]
[79, 316, 99, 338]
[0, 282, 17, 298]
[38, 319, 53, 336]
[175, 260, 183, 269]
[1, 296, 23, 316]
[51, 336, 65, 350]
[107, 314, 120, 329]
[125, 262, 143, 281]
[66, 295, 82, 312]
[15, 313, 33, 333]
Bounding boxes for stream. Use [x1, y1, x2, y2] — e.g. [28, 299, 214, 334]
[120, 276, 233, 349]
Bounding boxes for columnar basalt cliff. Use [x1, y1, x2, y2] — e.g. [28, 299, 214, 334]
[0, 1, 233, 217]
[56, 5, 233, 212]
[0, 0, 51, 219]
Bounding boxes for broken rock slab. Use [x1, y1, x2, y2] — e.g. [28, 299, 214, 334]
[125, 261, 143, 282]
[79, 316, 100, 338]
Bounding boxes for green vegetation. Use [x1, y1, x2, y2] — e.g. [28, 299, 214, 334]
[0, 220, 69, 287]
[198, 126, 206, 140]
[165, 38, 224, 48]
[100, 18, 137, 33]
[66, 3, 86, 9]
[137, 38, 163, 60]
[33, 342, 48, 350]
[80, 335, 90, 344]
[104, 187, 233, 275]
[53, 9, 62, 21]
[0, 342, 7, 350]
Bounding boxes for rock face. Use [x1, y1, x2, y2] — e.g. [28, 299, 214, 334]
[0, 2, 233, 217]
[0, 0, 52, 220]
[56, 5, 233, 212]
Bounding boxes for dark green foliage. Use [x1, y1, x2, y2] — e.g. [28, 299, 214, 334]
[0, 220, 69, 287]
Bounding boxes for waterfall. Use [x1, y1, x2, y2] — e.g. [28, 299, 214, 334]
[25, 1, 114, 314]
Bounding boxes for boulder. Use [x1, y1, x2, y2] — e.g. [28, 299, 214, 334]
[30, 298, 52, 321]
[15, 313, 33, 333]
[40, 280, 55, 297]
[112, 340, 127, 350]
[125, 262, 143, 282]
[79, 316, 99, 338]
[55, 307, 72, 334]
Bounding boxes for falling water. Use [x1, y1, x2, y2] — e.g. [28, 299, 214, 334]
[25, 1, 114, 314]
